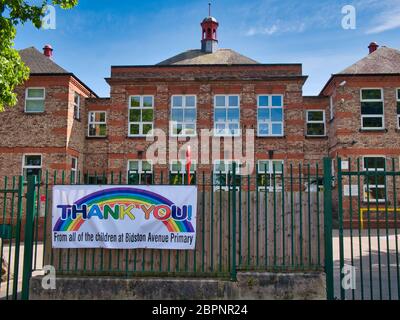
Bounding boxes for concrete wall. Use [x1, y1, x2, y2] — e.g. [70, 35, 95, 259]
[30, 272, 326, 300]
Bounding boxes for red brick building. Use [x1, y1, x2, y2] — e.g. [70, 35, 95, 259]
[0, 15, 399, 223]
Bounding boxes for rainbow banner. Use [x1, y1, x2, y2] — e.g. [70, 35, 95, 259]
[52, 185, 197, 250]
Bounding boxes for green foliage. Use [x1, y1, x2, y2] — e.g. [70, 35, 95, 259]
[0, 0, 78, 112]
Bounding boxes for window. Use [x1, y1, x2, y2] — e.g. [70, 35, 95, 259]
[170, 161, 196, 185]
[361, 89, 384, 130]
[214, 95, 240, 136]
[171, 95, 197, 136]
[397, 89, 400, 128]
[127, 160, 153, 185]
[213, 160, 241, 191]
[73, 93, 80, 120]
[22, 155, 42, 180]
[85, 175, 107, 185]
[306, 110, 326, 136]
[257, 160, 284, 192]
[71, 157, 78, 184]
[257, 95, 284, 136]
[128, 96, 154, 136]
[25, 88, 45, 113]
[363, 157, 386, 203]
[88, 111, 107, 137]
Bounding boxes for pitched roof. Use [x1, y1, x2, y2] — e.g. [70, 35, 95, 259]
[339, 46, 400, 74]
[19, 47, 69, 74]
[157, 49, 259, 65]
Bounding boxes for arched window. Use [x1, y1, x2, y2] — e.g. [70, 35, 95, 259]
[207, 28, 211, 38]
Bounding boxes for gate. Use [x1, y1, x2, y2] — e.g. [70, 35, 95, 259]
[325, 157, 400, 300]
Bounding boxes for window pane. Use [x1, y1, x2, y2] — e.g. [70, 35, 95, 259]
[184, 108, 196, 122]
[307, 123, 325, 136]
[24, 168, 41, 179]
[170, 174, 183, 185]
[272, 96, 282, 107]
[74, 93, 80, 105]
[215, 109, 226, 122]
[185, 96, 195, 107]
[363, 117, 383, 128]
[129, 161, 139, 171]
[130, 96, 140, 107]
[99, 124, 107, 136]
[362, 89, 382, 100]
[228, 96, 239, 107]
[227, 108, 239, 122]
[364, 157, 385, 170]
[26, 100, 44, 112]
[273, 161, 283, 172]
[129, 109, 141, 122]
[258, 161, 269, 173]
[365, 187, 385, 202]
[215, 96, 225, 107]
[143, 96, 153, 107]
[272, 123, 283, 135]
[271, 108, 283, 121]
[215, 123, 226, 134]
[130, 124, 140, 135]
[172, 109, 184, 122]
[173, 96, 183, 107]
[308, 111, 324, 121]
[171, 162, 181, 172]
[258, 96, 269, 107]
[397, 102, 400, 115]
[142, 161, 152, 171]
[25, 155, 41, 166]
[72, 158, 77, 169]
[142, 109, 153, 122]
[259, 124, 269, 135]
[361, 102, 383, 115]
[228, 123, 239, 134]
[143, 124, 153, 134]
[27, 88, 44, 98]
[258, 108, 270, 121]
[128, 173, 140, 185]
[98, 112, 106, 122]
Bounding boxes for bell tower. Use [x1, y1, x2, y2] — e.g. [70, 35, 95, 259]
[201, 3, 219, 53]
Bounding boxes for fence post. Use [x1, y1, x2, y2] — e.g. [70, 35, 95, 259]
[21, 175, 37, 300]
[231, 162, 237, 281]
[323, 158, 334, 300]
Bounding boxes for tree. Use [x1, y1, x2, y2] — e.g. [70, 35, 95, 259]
[0, 0, 78, 112]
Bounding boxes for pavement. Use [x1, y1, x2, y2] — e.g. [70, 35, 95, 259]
[1, 230, 399, 300]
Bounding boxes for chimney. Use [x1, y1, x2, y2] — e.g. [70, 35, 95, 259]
[368, 42, 379, 54]
[43, 44, 53, 59]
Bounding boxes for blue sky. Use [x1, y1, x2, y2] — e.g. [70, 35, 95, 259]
[14, 0, 400, 97]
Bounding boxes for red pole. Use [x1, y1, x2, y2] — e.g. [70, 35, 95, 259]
[186, 146, 191, 185]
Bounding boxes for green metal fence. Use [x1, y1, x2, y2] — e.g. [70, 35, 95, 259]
[1, 161, 326, 299]
[333, 157, 400, 300]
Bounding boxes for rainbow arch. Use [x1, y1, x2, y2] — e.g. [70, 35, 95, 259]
[53, 187, 194, 233]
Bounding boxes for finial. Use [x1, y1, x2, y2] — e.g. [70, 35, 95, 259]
[209, 2, 211, 16]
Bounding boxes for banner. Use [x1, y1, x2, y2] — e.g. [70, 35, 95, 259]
[52, 185, 197, 250]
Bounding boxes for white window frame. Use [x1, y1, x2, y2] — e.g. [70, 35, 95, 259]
[22, 154, 42, 180]
[257, 94, 284, 137]
[128, 95, 154, 137]
[88, 111, 107, 137]
[360, 88, 384, 130]
[257, 160, 284, 192]
[213, 160, 241, 191]
[306, 110, 326, 137]
[127, 160, 153, 185]
[362, 156, 386, 203]
[71, 157, 78, 183]
[397, 88, 400, 129]
[170, 95, 197, 137]
[169, 160, 196, 185]
[73, 92, 81, 120]
[214, 95, 241, 137]
[25, 87, 45, 113]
